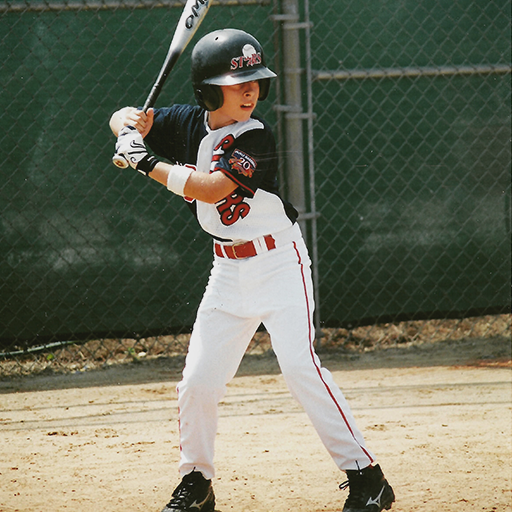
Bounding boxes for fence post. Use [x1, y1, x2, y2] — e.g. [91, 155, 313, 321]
[275, 0, 322, 343]
[279, 0, 307, 236]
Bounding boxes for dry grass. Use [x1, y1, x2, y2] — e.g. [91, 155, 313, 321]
[1, 315, 510, 378]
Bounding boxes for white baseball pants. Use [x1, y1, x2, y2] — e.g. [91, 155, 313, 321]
[177, 224, 375, 479]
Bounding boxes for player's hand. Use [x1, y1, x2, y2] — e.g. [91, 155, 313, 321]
[115, 126, 146, 168]
[123, 108, 154, 138]
[115, 125, 159, 176]
[109, 107, 154, 138]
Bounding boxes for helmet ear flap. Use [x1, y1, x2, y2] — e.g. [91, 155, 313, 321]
[194, 84, 224, 111]
[258, 78, 271, 101]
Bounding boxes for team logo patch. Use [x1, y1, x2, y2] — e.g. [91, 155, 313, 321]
[230, 44, 262, 70]
[229, 149, 257, 178]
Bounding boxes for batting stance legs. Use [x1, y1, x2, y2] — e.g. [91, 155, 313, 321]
[176, 225, 375, 480]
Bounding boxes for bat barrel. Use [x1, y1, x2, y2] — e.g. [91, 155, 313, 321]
[113, 0, 210, 168]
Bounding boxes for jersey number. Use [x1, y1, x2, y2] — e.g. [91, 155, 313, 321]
[217, 193, 250, 226]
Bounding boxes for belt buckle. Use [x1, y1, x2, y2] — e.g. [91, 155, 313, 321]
[231, 241, 246, 259]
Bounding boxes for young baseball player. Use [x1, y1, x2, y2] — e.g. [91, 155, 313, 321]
[110, 28, 395, 512]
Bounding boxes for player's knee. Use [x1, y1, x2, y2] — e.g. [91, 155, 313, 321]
[178, 373, 226, 401]
[274, 342, 317, 376]
[278, 357, 315, 379]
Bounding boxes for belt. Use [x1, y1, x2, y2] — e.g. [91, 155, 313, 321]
[214, 234, 276, 260]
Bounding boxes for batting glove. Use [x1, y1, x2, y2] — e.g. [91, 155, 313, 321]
[115, 125, 159, 176]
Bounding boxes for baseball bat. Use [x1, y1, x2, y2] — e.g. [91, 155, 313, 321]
[112, 0, 211, 168]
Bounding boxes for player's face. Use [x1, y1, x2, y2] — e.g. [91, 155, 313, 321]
[212, 80, 260, 128]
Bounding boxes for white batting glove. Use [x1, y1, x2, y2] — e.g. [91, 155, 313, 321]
[115, 125, 159, 176]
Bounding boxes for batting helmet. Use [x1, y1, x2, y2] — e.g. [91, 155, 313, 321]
[191, 28, 277, 111]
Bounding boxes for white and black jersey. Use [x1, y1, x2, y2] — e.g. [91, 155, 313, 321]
[144, 104, 298, 243]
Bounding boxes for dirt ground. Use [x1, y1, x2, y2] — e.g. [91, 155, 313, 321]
[0, 335, 511, 512]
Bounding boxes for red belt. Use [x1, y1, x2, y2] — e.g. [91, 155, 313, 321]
[214, 235, 276, 259]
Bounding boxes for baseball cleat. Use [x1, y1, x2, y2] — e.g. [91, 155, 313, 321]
[340, 464, 395, 512]
[161, 470, 215, 512]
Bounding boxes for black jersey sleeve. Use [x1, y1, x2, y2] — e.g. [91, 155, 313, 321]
[214, 121, 279, 199]
[144, 104, 206, 165]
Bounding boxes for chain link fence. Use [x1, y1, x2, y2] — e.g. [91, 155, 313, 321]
[1, 0, 510, 377]
[308, 0, 511, 328]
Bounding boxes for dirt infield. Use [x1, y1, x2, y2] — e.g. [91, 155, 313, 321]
[1, 335, 510, 512]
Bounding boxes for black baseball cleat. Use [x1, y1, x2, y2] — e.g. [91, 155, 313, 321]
[340, 464, 395, 512]
[161, 470, 215, 512]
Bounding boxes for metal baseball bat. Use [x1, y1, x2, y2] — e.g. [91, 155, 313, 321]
[112, 0, 211, 168]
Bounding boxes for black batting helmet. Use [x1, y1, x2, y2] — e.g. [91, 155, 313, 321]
[191, 28, 277, 111]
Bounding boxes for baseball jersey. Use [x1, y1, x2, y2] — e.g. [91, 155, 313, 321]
[144, 104, 298, 243]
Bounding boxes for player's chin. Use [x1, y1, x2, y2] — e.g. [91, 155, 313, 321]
[239, 105, 256, 120]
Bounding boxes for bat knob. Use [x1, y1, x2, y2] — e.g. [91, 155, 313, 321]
[112, 153, 129, 169]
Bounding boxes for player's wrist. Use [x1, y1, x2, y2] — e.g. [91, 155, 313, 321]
[136, 154, 160, 176]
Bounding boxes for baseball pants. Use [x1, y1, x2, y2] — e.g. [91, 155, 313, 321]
[176, 224, 375, 479]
